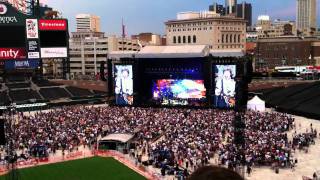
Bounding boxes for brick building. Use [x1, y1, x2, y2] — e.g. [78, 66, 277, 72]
[255, 37, 320, 71]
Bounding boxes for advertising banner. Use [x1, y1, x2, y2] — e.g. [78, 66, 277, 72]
[26, 19, 39, 39]
[0, 2, 26, 26]
[4, 59, 39, 70]
[41, 47, 67, 58]
[0, 48, 26, 60]
[27, 40, 40, 59]
[38, 19, 67, 31]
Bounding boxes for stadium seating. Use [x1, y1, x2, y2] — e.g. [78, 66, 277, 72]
[40, 87, 72, 100]
[6, 82, 31, 89]
[263, 81, 320, 119]
[66, 86, 94, 97]
[34, 80, 61, 87]
[0, 92, 10, 105]
[9, 89, 42, 102]
[6, 76, 27, 82]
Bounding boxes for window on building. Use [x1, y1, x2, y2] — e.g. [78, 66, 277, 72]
[226, 34, 228, 43]
[234, 34, 237, 43]
[188, 36, 191, 43]
[230, 34, 232, 43]
[238, 34, 241, 43]
[183, 36, 186, 43]
[222, 34, 224, 43]
[178, 36, 181, 43]
[193, 35, 196, 43]
[173, 36, 176, 44]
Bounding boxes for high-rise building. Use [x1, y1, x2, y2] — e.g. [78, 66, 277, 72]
[297, 0, 317, 35]
[76, 14, 101, 32]
[225, 0, 237, 15]
[236, 2, 252, 27]
[209, 2, 225, 15]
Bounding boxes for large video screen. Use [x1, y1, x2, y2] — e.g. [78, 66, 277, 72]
[213, 65, 237, 108]
[0, 27, 26, 47]
[152, 79, 206, 105]
[114, 65, 133, 105]
[39, 31, 68, 47]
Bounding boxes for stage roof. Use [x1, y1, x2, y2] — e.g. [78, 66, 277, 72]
[210, 49, 244, 57]
[108, 46, 245, 60]
[136, 45, 210, 58]
[108, 51, 138, 60]
[100, 133, 134, 143]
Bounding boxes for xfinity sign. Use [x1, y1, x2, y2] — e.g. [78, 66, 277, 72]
[0, 48, 26, 59]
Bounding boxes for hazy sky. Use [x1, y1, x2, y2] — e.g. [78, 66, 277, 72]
[43, 0, 320, 36]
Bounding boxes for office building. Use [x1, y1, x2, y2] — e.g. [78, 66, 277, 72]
[255, 37, 320, 70]
[255, 16, 296, 38]
[76, 14, 101, 32]
[68, 32, 141, 79]
[209, 2, 225, 15]
[225, 0, 237, 15]
[297, 0, 317, 35]
[236, 2, 252, 27]
[165, 11, 246, 51]
[131, 33, 163, 45]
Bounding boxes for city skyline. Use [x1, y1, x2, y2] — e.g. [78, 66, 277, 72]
[43, 0, 320, 36]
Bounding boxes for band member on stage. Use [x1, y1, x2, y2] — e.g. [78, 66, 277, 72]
[115, 67, 133, 105]
[215, 67, 236, 108]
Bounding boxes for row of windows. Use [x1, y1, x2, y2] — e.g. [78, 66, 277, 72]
[167, 21, 243, 28]
[221, 34, 241, 43]
[168, 26, 243, 32]
[173, 35, 197, 44]
[218, 45, 244, 49]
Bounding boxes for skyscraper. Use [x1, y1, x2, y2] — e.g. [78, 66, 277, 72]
[209, 2, 225, 15]
[225, 0, 237, 15]
[76, 14, 101, 32]
[297, 0, 317, 35]
[236, 1, 252, 27]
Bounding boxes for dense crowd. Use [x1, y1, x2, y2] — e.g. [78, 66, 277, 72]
[2, 105, 317, 173]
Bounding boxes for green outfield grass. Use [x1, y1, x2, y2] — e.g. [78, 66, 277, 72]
[0, 157, 146, 180]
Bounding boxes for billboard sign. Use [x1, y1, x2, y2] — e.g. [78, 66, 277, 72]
[0, 48, 26, 60]
[41, 47, 67, 58]
[27, 40, 40, 59]
[0, 2, 26, 26]
[39, 19, 67, 31]
[4, 59, 39, 70]
[26, 19, 38, 39]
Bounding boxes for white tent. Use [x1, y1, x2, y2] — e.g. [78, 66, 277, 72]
[247, 96, 266, 112]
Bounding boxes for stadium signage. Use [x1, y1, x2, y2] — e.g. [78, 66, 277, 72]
[26, 19, 39, 39]
[39, 19, 67, 31]
[0, 48, 26, 59]
[27, 40, 40, 59]
[41, 47, 67, 58]
[4, 59, 39, 69]
[0, 16, 17, 24]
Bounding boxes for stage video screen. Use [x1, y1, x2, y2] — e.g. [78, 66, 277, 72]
[114, 65, 133, 105]
[152, 79, 206, 106]
[213, 65, 237, 108]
